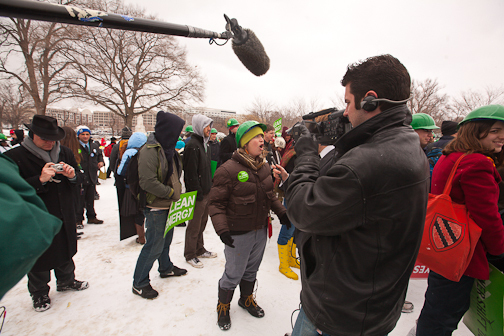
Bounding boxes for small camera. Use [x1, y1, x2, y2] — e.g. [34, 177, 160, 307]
[51, 163, 64, 172]
[293, 108, 352, 145]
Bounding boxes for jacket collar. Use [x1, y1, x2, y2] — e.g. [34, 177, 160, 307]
[335, 105, 412, 155]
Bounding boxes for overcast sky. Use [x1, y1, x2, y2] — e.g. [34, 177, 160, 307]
[123, 0, 503, 115]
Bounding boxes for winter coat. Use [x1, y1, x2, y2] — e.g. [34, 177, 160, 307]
[109, 142, 119, 174]
[209, 151, 286, 236]
[219, 131, 237, 164]
[5, 144, 80, 272]
[79, 141, 104, 185]
[286, 106, 430, 336]
[183, 134, 212, 200]
[117, 133, 147, 176]
[432, 152, 504, 280]
[0, 153, 62, 299]
[138, 133, 182, 209]
[209, 140, 220, 164]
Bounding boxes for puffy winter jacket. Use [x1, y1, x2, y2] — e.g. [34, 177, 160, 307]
[286, 106, 430, 336]
[209, 151, 286, 235]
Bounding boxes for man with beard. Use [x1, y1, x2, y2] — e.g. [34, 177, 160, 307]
[5, 115, 89, 312]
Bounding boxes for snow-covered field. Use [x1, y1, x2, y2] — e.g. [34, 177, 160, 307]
[0, 177, 473, 336]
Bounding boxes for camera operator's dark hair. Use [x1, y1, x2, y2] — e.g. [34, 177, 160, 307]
[341, 54, 410, 111]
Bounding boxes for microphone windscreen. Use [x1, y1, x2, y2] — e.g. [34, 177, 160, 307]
[232, 29, 270, 76]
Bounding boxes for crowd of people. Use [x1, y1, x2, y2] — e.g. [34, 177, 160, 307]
[1, 53, 504, 336]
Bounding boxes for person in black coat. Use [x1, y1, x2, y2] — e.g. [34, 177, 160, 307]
[5, 115, 89, 312]
[219, 119, 239, 164]
[76, 125, 104, 224]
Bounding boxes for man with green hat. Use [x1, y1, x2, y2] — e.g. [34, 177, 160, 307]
[220, 118, 240, 164]
[411, 113, 439, 149]
[209, 128, 220, 177]
[183, 125, 193, 144]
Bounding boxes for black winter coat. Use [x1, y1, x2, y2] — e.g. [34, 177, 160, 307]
[5, 145, 79, 272]
[219, 131, 236, 164]
[183, 134, 212, 200]
[79, 141, 104, 185]
[286, 106, 429, 336]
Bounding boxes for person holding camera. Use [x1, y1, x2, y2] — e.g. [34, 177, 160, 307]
[280, 55, 429, 336]
[5, 115, 89, 312]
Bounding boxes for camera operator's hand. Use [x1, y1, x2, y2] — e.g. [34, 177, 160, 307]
[58, 162, 75, 179]
[279, 213, 291, 230]
[40, 162, 56, 183]
[292, 123, 311, 143]
[220, 231, 235, 248]
[272, 164, 289, 182]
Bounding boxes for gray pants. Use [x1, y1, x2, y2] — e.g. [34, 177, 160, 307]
[219, 227, 267, 291]
[184, 195, 209, 260]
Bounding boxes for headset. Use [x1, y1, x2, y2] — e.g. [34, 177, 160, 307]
[360, 95, 412, 112]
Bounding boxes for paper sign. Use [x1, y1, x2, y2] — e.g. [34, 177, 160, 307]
[273, 118, 282, 133]
[164, 191, 197, 236]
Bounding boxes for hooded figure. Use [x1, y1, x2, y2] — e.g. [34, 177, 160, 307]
[182, 114, 217, 269]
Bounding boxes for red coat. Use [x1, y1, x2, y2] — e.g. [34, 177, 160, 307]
[432, 152, 504, 280]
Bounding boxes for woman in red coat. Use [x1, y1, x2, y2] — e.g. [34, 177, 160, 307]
[416, 105, 504, 335]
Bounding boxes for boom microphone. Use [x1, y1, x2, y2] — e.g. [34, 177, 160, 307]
[0, 0, 270, 76]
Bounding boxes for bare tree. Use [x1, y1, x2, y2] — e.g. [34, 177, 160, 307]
[407, 79, 453, 125]
[0, 6, 79, 116]
[453, 86, 504, 120]
[63, 3, 204, 128]
[0, 82, 33, 129]
[244, 97, 278, 124]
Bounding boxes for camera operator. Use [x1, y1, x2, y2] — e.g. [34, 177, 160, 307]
[280, 55, 429, 336]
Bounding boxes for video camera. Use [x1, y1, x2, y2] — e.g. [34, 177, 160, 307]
[291, 108, 352, 146]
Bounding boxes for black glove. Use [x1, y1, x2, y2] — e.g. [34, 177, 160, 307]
[291, 123, 311, 143]
[220, 231, 235, 248]
[279, 214, 291, 230]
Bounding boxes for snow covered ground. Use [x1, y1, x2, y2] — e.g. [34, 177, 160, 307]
[0, 177, 473, 336]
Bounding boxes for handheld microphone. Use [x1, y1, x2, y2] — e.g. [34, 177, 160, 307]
[0, 0, 270, 76]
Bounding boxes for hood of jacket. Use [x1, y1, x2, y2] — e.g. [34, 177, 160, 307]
[126, 132, 147, 150]
[192, 114, 213, 145]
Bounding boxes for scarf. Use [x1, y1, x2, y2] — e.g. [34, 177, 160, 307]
[237, 148, 266, 171]
[22, 137, 60, 164]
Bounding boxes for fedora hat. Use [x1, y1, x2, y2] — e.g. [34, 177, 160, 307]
[25, 115, 66, 141]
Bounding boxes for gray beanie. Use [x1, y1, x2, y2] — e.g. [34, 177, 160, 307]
[121, 126, 132, 139]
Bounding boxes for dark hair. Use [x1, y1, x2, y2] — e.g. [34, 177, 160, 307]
[61, 126, 82, 164]
[341, 54, 411, 111]
[265, 124, 275, 132]
[443, 120, 504, 166]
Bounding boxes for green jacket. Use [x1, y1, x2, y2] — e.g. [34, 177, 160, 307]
[138, 133, 182, 209]
[0, 153, 62, 299]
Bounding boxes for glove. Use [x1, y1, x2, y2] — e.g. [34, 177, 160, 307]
[279, 213, 291, 230]
[292, 123, 311, 143]
[220, 231, 235, 248]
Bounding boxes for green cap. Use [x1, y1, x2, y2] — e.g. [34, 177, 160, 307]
[275, 132, 281, 137]
[0, 133, 6, 140]
[211, 128, 218, 134]
[236, 121, 267, 147]
[185, 125, 193, 132]
[411, 113, 439, 130]
[227, 118, 239, 128]
[459, 105, 504, 126]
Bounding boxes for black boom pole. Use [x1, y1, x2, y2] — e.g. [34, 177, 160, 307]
[0, 0, 231, 39]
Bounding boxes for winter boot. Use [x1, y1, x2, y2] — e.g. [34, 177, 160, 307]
[217, 287, 234, 331]
[287, 238, 300, 269]
[278, 244, 298, 280]
[238, 279, 265, 318]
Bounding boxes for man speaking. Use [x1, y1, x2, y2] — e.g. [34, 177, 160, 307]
[285, 55, 429, 335]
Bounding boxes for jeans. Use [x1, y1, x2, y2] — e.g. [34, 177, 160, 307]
[292, 307, 389, 336]
[133, 208, 174, 288]
[277, 198, 295, 245]
[416, 271, 475, 336]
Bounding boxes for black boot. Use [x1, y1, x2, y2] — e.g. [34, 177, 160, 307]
[217, 287, 234, 330]
[238, 279, 264, 318]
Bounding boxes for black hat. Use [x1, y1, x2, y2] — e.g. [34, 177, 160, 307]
[121, 126, 132, 139]
[24, 115, 66, 141]
[111, 137, 117, 142]
[441, 121, 458, 136]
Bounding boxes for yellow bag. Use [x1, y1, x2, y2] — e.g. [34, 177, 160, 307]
[98, 168, 107, 180]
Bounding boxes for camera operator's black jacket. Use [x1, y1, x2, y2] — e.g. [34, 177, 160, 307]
[286, 106, 429, 336]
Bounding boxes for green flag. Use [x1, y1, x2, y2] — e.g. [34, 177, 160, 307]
[273, 118, 282, 133]
[164, 191, 197, 236]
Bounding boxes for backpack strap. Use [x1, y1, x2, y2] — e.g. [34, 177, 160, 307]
[442, 154, 467, 195]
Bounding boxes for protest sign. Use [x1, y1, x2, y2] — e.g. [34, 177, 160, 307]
[164, 191, 197, 237]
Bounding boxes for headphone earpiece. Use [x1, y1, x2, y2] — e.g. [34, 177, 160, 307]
[361, 96, 378, 112]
